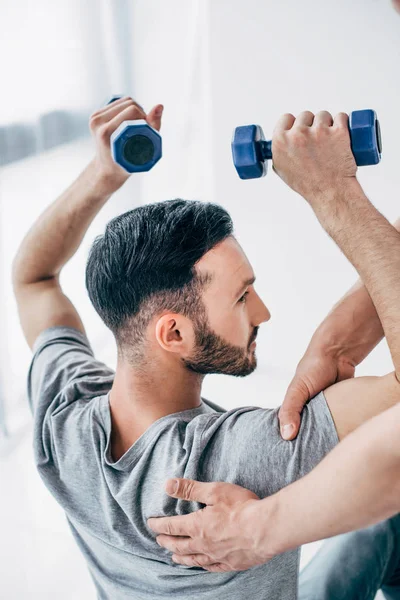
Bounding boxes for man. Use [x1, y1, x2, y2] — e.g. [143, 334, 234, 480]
[13, 103, 400, 598]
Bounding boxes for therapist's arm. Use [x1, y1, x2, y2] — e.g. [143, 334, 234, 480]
[258, 401, 400, 554]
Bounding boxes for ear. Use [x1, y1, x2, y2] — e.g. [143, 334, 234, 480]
[155, 313, 193, 354]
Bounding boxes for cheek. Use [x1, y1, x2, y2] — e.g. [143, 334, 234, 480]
[210, 305, 248, 343]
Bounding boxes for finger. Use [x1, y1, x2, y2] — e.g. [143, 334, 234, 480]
[171, 553, 216, 568]
[146, 104, 164, 131]
[163, 478, 219, 504]
[313, 110, 333, 128]
[273, 113, 296, 136]
[277, 408, 301, 440]
[105, 96, 145, 113]
[156, 534, 198, 555]
[333, 112, 349, 130]
[172, 554, 233, 572]
[293, 110, 315, 128]
[97, 104, 147, 142]
[278, 378, 310, 440]
[147, 513, 197, 536]
[90, 98, 146, 127]
[203, 563, 233, 572]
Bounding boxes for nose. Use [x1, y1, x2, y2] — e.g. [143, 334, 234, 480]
[263, 305, 271, 323]
[254, 290, 271, 323]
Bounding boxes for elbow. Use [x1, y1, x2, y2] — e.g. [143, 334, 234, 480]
[11, 256, 23, 291]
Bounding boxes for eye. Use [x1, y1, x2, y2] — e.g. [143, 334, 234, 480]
[238, 291, 249, 303]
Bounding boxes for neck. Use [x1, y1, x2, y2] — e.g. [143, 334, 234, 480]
[108, 356, 204, 453]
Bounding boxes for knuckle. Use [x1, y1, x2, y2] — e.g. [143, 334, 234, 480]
[292, 131, 308, 146]
[127, 105, 143, 118]
[334, 112, 349, 127]
[208, 482, 221, 499]
[184, 479, 195, 500]
[97, 124, 110, 141]
[89, 114, 102, 129]
[89, 112, 101, 122]
[165, 521, 174, 536]
[191, 556, 203, 568]
[184, 539, 194, 554]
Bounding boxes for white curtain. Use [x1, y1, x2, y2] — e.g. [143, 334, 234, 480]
[0, 0, 134, 165]
[0, 0, 135, 443]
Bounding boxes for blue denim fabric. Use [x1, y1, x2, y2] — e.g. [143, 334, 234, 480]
[299, 515, 400, 600]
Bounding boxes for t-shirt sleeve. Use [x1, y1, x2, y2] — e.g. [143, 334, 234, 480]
[199, 391, 339, 499]
[27, 325, 115, 419]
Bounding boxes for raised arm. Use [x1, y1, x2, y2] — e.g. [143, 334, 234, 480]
[12, 98, 163, 349]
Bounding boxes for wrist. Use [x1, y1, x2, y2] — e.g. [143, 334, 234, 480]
[306, 176, 364, 219]
[87, 158, 129, 197]
[245, 494, 287, 561]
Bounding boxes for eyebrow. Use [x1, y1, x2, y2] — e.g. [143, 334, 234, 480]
[234, 276, 256, 299]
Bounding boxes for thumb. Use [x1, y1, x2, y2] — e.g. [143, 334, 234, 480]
[279, 378, 310, 440]
[278, 408, 302, 441]
[146, 104, 164, 131]
[165, 478, 216, 504]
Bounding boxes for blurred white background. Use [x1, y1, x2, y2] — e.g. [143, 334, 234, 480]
[0, 0, 399, 597]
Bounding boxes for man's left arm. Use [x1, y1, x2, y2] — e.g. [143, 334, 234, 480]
[12, 97, 163, 350]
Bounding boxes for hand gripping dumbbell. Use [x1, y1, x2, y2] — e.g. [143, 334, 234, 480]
[106, 95, 162, 173]
[231, 109, 382, 180]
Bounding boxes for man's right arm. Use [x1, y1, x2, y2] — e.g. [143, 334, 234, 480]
[271, 111, 400, 438]
[316, 216, 400, 365]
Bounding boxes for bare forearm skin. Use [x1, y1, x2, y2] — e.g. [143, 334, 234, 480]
[309, 180, 400, 380]
[12, 159, 111, 286]
[314, 215, 400, 366]
[254, 402, 400, 557]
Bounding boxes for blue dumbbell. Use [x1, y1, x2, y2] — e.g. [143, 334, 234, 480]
[232, 109, 382, 180]
[106, 95, 162, 174]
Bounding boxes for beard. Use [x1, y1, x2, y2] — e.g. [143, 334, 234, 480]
[182, 315, 257, 377]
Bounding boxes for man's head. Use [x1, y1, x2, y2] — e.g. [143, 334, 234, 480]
[393, 0, 400, 14]
[86, 199, 270, 378]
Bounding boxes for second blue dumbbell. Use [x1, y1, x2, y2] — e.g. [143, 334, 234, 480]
[232, 110, 382, 180]
[107, 95, 162, 173]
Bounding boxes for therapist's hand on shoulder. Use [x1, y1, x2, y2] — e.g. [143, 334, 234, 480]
[278, 335, 355, 441]
[147, 479, 275, 572]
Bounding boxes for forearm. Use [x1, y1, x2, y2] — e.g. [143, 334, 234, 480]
[310, 217, 400, 365]
[12, 159, 111, 285]
[256, 402, 400, 556]
[311, 278, 384, 366]
[309, 180, 400, 379]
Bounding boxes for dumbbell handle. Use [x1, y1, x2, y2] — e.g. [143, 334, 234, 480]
[259, 140, 272, 161]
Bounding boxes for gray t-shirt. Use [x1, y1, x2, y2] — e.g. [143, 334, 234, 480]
[27, 326, 339, 600]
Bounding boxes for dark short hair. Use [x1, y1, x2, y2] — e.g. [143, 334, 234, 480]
[85, 199, 234, 364]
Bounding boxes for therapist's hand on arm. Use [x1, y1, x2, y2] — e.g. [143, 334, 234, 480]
[278, 275, 383, 440]
[148, 401, 400, 572]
